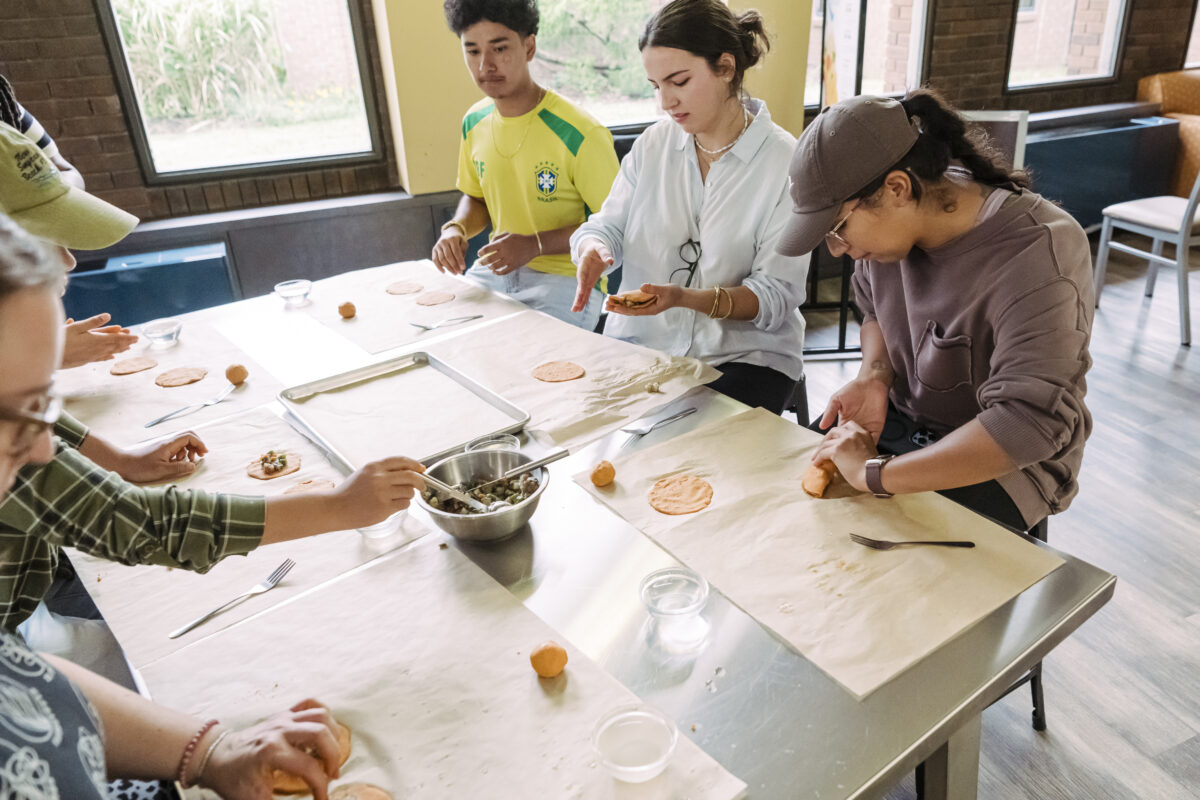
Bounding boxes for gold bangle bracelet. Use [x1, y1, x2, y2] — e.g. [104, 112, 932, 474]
[716, 286, 733, 320]
[709, 286, 720, 318]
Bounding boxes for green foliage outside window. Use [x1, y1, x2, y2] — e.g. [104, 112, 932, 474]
[114, 0, 287, 122]
[536, 0, 655, 108]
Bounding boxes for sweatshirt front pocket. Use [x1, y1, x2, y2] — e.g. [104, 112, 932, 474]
[914, 320, 973, 392]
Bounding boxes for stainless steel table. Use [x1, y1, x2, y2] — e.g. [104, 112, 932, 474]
[71, 277, 1114, 800]
[448, 387, 1116, 800]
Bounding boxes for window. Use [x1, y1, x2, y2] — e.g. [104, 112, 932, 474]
[1006, 0, 1129, 89]
[96, 0, 380, 181]
[534, 0, 661, 127]
[1187, 4, 1200, 68]
[805, 0, 929, 108]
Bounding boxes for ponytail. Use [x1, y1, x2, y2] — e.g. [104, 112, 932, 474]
[851, 89, 1030, 206]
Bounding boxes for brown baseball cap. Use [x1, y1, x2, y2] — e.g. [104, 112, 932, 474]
[777, 95, 921, 256]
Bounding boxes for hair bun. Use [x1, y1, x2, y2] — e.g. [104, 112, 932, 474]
[735, 9, 769, 68]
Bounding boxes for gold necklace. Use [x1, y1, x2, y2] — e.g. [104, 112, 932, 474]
[489, 88, 546, 159]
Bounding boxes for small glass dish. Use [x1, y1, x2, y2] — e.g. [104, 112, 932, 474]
[640, 567, 709, 619]
[357, 510, 405, 540]
[465, 433, 521, 453]
[142, 318, 182, 348]
[592, 704, 678, 783]
[274, 279, 313, 307]
[640, 567, 710, 648]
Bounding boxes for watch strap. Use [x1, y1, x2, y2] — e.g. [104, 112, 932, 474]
[865, 454, 896, 498]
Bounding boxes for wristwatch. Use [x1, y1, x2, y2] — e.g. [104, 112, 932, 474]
[864, 454, 897, 498]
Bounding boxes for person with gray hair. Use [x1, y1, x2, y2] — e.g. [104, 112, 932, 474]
[0, 214, 347, 799]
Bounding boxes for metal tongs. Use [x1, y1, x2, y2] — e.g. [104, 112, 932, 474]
[422, 473, 491, 513]
[466, 448, 570, 494]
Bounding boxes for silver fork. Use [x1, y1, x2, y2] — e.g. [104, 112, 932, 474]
[849, 533, 975, 550]
[409, 314, 483, 332]
[145, 382, 237, 428]
[167, 558, 296, 639]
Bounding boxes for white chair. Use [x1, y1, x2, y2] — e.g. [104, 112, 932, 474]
[1093, 171, 1200, 346]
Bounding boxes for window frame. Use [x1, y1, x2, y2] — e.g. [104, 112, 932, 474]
[806, 0, 933, 112]
[1001, 0, 1133, 94]
[1183, 0, 1200, 69]
[94, 0, 385, 186]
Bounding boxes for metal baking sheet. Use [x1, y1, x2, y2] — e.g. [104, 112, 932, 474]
[278, 352, 528, 467]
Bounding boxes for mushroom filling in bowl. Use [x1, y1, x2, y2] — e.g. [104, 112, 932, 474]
[423, 473, 540, 515]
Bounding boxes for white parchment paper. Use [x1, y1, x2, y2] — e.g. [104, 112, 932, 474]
[427, 311, 721, 451]
[302, 261, 526, 353]
[67, 407, 428, 668]
[571, 407, 1065, 698]
[149, 537, 746, 799]
[56, 321, 282, 446]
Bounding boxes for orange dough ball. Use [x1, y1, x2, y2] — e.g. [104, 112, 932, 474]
[590, 460, 615, 487]
[338, 301, 357, 319]
[225, 364, 249, 385]
[530, 641, 568, 678]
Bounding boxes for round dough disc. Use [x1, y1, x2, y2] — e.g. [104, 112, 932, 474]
[648, 474, 713, 515]
[154, 367, 207, 387]
[110, 356, 157, 376]
[246, 451, 302, 481]
[531, 361, 585, 382]
[329, 785, 394, 800]
[415, 291, 455, 306]
[283, 478, 336, 495]
[385, 280, 423, 295]
[272, 722, 352, 794]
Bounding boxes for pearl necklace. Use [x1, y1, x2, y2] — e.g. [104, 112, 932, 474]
[694, 105, 750, 157]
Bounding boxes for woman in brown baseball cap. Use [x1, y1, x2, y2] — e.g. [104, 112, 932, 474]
[781, 90, 1094, 533]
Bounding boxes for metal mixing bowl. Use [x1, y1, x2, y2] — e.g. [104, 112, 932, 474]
[416, 449, 548, 542]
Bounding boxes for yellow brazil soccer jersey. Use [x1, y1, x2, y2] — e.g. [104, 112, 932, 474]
[456, 89, 618, 280]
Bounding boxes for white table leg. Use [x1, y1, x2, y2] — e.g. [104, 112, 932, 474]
[921, 714, 982, 800]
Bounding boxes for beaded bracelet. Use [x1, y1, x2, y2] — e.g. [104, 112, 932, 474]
[177, 718, 219, 788]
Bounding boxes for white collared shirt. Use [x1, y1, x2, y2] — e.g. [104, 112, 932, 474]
[571, 99, 808, 380]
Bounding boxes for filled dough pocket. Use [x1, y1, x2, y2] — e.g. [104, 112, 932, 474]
[914, 320, 973, 391]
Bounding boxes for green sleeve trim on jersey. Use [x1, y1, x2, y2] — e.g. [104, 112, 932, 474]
[462, 104, 496, 139]
[537, 109, 584, 156]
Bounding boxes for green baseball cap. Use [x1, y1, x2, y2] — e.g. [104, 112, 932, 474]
[0, 122, 138, 250]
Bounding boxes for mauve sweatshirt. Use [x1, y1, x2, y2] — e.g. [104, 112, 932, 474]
[852, 190, 1094, 527]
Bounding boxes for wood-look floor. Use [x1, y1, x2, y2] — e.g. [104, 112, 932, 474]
[797, 231, 1200, 799]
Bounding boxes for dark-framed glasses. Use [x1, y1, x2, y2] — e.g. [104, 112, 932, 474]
[825, 203, 858, 250]
[671, 239, 702, 288]
[0, 391, 62, 457]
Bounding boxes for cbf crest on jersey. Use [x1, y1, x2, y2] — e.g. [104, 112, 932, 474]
[534, 161, 559, 202]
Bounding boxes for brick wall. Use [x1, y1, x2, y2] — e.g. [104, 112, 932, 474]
[2, 0, 1197, 223]
[0, 0, 397, 222]
[925, 0, 1195, 112]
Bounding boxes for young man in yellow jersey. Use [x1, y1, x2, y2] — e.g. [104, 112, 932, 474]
[435, 0, 620, 330]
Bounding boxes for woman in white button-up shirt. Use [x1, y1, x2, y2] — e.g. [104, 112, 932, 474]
[570, 0, 809, 413]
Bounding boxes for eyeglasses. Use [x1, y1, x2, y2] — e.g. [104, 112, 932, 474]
[0, 391, 62, 458]
[825, 203, 858, 250]
[671, 239, 702, 288]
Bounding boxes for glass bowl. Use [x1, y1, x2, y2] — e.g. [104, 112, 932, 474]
[592, 704, 678, 783]
[465, 433, 521, 453]
[142, 318, 182, 348]
[357, 510, 405, 540]
[274, 279, 313, 307]
[640, 567, 709, 618]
